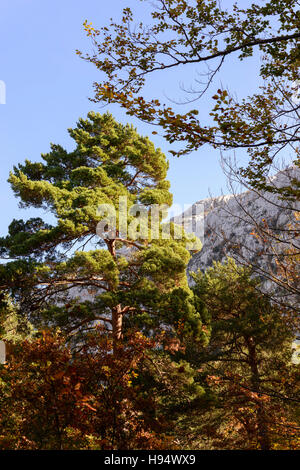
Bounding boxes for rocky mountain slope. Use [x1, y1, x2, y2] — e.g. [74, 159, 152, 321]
[172, 166, 299, 288]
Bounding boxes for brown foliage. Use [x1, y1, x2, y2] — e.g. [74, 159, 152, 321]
[0, 329, 173, 450]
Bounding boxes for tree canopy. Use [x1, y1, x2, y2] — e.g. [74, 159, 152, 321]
[78, 0, 300, 196]
[176, 258, 300, 449]
[0, 112, 204, 349]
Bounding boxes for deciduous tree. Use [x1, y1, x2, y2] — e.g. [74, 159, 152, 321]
[0, 328, 173, 449]
[78, 0, 300, 195]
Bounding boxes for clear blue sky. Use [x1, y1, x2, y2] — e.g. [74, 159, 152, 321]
[0, 0, 261, 236]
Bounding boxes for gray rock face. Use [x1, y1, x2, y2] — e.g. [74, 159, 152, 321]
[172, 167, 299, 289]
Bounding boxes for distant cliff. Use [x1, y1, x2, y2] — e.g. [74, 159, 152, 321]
[172, 166, 299, 290]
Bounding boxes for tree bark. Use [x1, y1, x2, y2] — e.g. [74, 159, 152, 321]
[112, 304, 123, 355]
[106, 238, 123, 354]
[246, 337, 271, 450]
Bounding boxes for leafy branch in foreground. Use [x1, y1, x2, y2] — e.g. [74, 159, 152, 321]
[78, 0, 300, 192]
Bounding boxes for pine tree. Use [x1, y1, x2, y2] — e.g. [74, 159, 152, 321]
[0, 112, 204, 351]
[0, 294, 33, 343]
[185, 258, 299, 450]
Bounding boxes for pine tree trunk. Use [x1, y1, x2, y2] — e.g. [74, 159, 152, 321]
[107, 239, 123, 354]
[246, 337, 271, 450]
[112, 304, 123, 355]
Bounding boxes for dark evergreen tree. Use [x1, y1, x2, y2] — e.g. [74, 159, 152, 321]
[178, 258, 299, 449]
[0, 112, 205, 350]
